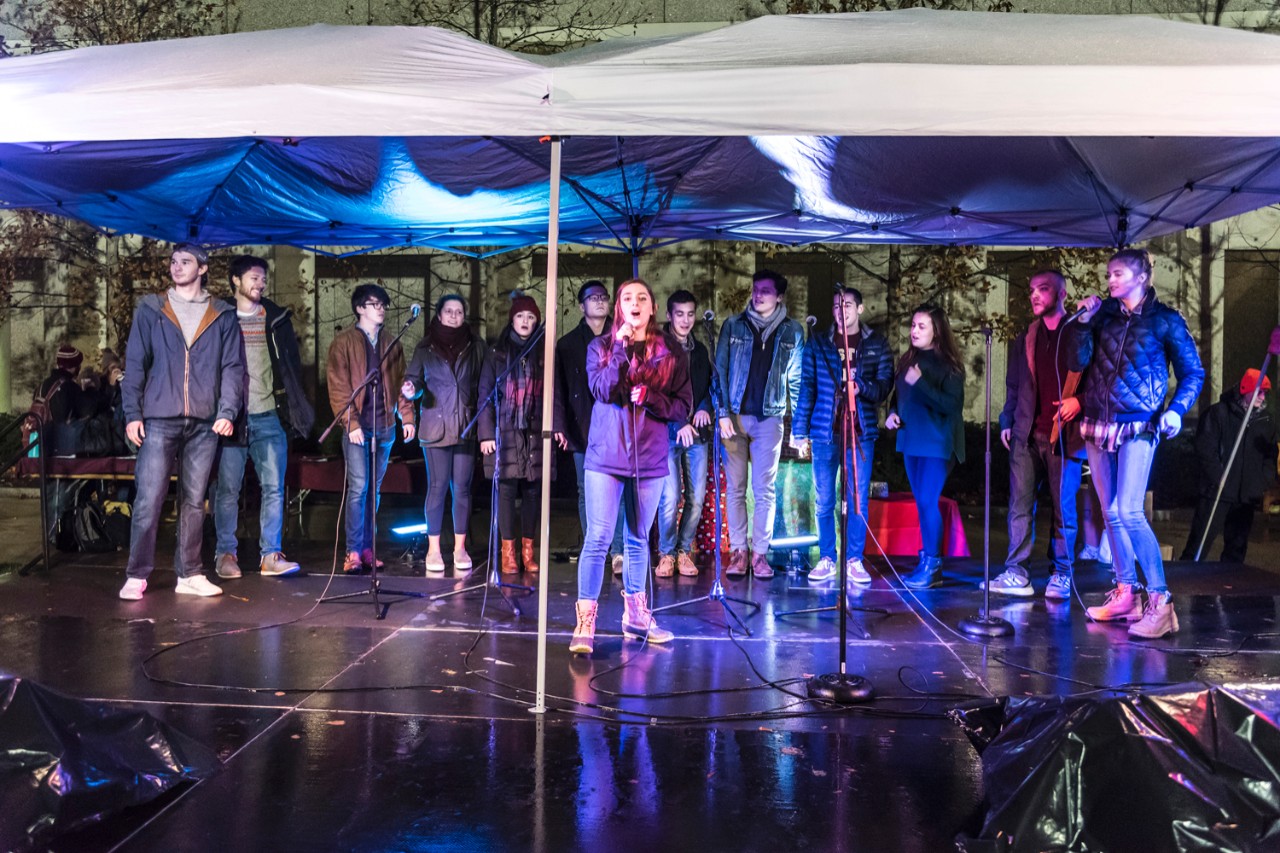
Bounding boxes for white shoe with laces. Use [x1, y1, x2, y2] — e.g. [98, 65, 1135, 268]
[175, 575, 224, 597]
[980, 570, 1034, 597]
[846, 558, 872, 586]
[119, 578, 147, 600]
[808, 556, 837, 582]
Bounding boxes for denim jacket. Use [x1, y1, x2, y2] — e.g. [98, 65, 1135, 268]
[714, 309, 804, 419]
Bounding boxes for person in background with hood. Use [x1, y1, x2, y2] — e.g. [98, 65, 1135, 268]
[570, 278, 691, 655]
[479, 293, 558, 574]
[118, 243, 245, 600]
[1181, 368, 1277, 564]
[402, 293, 486, 573]
[714, 269, 805, 581]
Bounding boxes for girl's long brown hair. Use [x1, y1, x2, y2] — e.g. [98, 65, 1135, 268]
[897, 303, 964, 375]
[605, 278, 675, 388]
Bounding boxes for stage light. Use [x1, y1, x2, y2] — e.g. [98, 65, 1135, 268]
[769, 534, 818, 549]
[390, 522, 428, 536]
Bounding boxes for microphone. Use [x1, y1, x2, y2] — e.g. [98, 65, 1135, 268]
[1065, 304, 1091, 324]
[805, 316, 818, 328]
[409, 303, 422, 320]
[702, 310, 715, 322]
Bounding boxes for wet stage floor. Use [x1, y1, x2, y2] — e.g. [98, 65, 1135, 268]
[4, 544, 1280, 852]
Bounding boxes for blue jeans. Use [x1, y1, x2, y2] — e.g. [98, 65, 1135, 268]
[903, 454, 953, 559]
[342, 426, 395, 555]
[1006, 433, 1081, 577]
[578, 470, 664, 599]
[657, 440, 709, 555]
[813, 437, 875, 562]
[573, 450, 624, 553]
[214, 411, 289, 558]
[126, 417, 220, 580]
[1086, 434, 1165, 593]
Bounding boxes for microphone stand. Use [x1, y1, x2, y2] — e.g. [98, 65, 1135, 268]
[319, 307, 428, 620]
[805, 320, 875, 702]
[777, 322, 886, 635]
[429, 325, 545, 614]
[959, 325, 1014, 638]
[652, 315, 760, 634]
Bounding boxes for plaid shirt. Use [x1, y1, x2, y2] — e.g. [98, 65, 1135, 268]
[1079, 416, 1155, 453]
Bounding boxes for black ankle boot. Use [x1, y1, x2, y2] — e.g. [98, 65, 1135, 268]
[903, 554, 942, 589]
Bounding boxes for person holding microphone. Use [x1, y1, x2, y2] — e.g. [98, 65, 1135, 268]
[1067, 248, 1203, 639]
[571, 279, 692, 655]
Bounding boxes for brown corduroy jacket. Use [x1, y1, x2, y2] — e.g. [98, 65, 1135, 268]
[326, 325, 415, 433]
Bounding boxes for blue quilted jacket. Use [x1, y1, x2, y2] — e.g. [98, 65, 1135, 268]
[793, 324, 894, 444]
[1067, 287, 1204, 425]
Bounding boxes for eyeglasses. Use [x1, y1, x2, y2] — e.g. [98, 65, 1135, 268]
[583, 293, 610, 303]
[362, 301, 388, 310]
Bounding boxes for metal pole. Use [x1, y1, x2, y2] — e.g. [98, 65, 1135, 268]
[532, 138, 562, 715]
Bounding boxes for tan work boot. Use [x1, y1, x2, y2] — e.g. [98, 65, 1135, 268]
[751, 552, 775, 580]
[726, 549, 748, 578]
[215, 553, 242, 580]
[677, 551, 698, 576]
[655, 553, 676, 578]
[1128, 591, 1179, 639]
[621, 591, 674, 643]
[611, 553, 624, 576]
[260, 552, 301, 577]
[342, 551, 364, 574]
[1085, 583, 1143, 622]
[570, 599, 598, 654]
[521, 538, 540, 573]
[501, 540, 520, 574]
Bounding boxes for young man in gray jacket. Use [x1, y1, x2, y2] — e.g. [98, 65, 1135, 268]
[119, 244, 245, 600]
[715, 269, 805, 580]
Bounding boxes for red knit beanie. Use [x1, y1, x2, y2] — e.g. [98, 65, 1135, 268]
[509, 293, 541, 324]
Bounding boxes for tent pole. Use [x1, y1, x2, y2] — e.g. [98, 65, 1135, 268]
[532, 137, 562, 716]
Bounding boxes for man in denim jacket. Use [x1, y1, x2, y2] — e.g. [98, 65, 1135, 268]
[715, 270, 805, 579]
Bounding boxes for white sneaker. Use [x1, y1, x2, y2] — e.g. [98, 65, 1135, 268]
[808, 556, 837, 582]
[175, 575, 224, 597]
[980, 570, 1034, 597]
[119, 578, 147, 600]
[846, 558, 872, 586]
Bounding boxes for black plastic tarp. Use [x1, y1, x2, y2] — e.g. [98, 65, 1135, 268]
[950, 682, 1280, 853]
[0, 676, 220, 850]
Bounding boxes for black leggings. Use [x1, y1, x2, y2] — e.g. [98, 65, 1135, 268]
[498, 478, 540, 542]
[422, 444, 475, 535]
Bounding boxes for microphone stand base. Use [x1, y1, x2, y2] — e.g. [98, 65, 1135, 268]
[806, 672, 873, 704]
[958, 614, 1015, 639]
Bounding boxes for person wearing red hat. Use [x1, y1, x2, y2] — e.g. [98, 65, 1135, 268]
[478, 292, 559, 574]
[1180, 368, 1277, 564]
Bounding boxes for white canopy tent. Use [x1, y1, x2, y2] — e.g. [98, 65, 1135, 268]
[3, 9, 1280, 707]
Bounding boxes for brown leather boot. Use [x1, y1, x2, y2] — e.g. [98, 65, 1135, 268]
[501, 540, 519, 574]
[522, 538, 539, 573]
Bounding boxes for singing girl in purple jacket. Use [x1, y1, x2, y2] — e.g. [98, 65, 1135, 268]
[570, 279, 692, 655]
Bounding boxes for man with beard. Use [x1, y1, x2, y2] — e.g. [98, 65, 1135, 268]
[987, 270, 1085, 601]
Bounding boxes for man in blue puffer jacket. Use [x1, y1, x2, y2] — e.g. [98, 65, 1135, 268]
[1068, 248, 1204, 640]
[793, 286, 894, 587]
[118, 244, 245, 601]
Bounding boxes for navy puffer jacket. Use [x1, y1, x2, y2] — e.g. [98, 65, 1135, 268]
[1067, 287, 1204, 425]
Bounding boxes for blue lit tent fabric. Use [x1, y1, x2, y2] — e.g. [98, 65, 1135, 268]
[2, 10, 1280, 252]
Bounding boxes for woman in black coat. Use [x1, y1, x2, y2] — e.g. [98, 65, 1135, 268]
[402, 294, 485, 573]
[478, 293, 555, 574]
